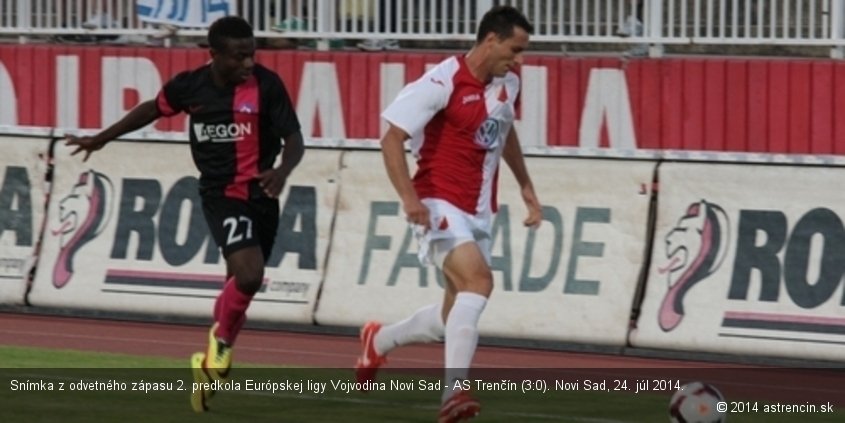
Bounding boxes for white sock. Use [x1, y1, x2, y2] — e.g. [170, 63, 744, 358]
[374, 302, 444, 356]
[442, 292, 487, 403]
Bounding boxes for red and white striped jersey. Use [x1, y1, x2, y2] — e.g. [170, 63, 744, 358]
[382, 55, 521, 216]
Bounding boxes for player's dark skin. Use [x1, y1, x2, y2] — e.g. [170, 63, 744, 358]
[65, 36, 305, 296]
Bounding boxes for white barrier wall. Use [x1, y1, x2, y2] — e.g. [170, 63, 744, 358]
[0, 135, 49, 305]
[8, 125, 845, 363]
[631, 162, 845, 362]
[316, 151, 655, 345]
[28, 141, 339, 323]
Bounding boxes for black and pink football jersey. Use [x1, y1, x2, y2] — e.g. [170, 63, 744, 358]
[156, 63, 300, 199]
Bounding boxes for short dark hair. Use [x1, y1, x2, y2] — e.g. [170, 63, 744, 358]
[476, 6, 533, 43]
[208, 16, 254, 51]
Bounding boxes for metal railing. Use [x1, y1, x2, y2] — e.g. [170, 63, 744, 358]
[2, 1, 845, 57]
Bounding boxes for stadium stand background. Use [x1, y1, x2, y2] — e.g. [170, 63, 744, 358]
[2, 0, 845, 57]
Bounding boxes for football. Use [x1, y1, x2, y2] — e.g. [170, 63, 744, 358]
[669, 381, 727, 423]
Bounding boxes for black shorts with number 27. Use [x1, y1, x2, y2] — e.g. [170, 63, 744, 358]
[202, 196, 279, 260]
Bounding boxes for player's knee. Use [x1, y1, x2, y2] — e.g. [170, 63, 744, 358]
[232, 269, 264, 295]
[226, 247, 265, 295]
[468, 270, 493, 297]
[478, 278, 493, 298]
[444, 267, 493, 297]
[234, 276, 262, 296]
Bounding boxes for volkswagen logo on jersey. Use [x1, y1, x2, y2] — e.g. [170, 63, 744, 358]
[474, 118, 501, 151]
[193, 122, 253, 143]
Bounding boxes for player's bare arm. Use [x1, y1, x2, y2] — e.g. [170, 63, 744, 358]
[255, 130, 305, 198]
[380, 123, 430, 230]
[64, 100, 161, 161]
[502, 126, 542, 228]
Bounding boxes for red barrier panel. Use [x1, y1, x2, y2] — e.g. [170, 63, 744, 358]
[1, 45, 843, 154]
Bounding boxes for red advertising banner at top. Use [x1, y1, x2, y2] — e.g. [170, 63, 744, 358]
[2, 44, 844, 154]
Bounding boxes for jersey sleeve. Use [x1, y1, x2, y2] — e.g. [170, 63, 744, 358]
[156, 71, 192, 117]
[381, 67, 452, 137]
[263, 72, 301, 139]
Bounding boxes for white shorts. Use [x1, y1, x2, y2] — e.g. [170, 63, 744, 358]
[414, 198, 493, 269]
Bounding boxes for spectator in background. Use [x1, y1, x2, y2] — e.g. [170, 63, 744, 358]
[357, 0, 400, 51]
[81, 0, 122, 29]
[270, 0, 345, 49]
[272, 0, 305, 31]
[617, 0, 647, 57]
[56, 0, 148, 44]
[616, 0, 643, 37]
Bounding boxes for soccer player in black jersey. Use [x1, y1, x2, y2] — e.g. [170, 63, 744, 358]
[65, 16, 304, 412]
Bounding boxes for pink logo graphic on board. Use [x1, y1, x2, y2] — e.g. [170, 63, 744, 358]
[51, 170, 113, 288]
[657, 200, 730, 331]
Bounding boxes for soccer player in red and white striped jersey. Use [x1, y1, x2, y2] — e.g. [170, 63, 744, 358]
[355, 6, 542, 422]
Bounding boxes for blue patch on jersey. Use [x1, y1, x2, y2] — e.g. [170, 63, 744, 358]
[474, 118, 500, 150]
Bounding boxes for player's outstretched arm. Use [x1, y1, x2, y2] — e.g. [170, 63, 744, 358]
[381, 123, 429, 230]
[255, 130, 305, 198]
[502, 127, 542, 228]
[65, 99, 161, 161]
